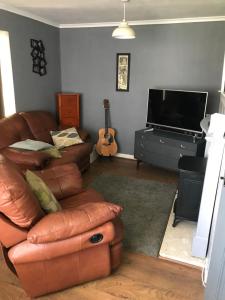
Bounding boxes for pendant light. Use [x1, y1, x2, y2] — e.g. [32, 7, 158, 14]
[112, 0, 136, 39]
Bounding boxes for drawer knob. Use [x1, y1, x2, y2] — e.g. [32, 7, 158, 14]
[140, 143, 144, 148]
[180, 144, 186, 149]
[159, 139, 165, 144]
[180, 153, 183, 157]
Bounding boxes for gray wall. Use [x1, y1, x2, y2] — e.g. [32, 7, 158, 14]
[60, 22, 225, 154]
[0, 10, 61, 114]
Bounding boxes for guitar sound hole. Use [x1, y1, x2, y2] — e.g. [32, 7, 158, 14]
[104, 133, 113, 143]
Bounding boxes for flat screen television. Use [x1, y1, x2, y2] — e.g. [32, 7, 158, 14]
[147, 89, 208, 135]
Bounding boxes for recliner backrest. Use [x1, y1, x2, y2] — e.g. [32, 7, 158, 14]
[20, 111, 58, 144]
[0, 114, 34, 150]
[0, 155, 44, 229]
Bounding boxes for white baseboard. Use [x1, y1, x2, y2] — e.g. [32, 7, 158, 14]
[90, 147, 98, 163]
[90, 149, 136, 163]
[115, 153, 136, 160]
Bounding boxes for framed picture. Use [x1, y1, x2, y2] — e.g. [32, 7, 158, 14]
[116, 53, 130, 92]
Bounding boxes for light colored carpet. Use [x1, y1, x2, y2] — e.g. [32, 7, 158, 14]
[90, 174, 176, 257]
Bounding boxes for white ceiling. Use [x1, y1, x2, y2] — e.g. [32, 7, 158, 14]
[0, 0, 225, 27]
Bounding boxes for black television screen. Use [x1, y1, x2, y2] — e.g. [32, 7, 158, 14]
[147, 89, 208, 134]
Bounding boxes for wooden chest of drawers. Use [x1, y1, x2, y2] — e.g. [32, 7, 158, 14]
[57, 93, 80, 128]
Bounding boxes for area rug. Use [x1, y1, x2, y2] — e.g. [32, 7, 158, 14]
[90, 174, 176, 257]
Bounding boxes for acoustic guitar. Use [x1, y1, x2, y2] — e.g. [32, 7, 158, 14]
[96, 99, 118, 156]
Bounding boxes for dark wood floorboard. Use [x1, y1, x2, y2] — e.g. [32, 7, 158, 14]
[83, 157, 178, 187]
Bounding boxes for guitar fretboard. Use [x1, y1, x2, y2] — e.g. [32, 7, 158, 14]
[105, 108, 109, 135]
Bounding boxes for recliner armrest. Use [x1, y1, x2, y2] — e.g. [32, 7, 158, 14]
[1, 148, 51, 169]
[33, 163, 83, 200]
[27, 202, 123, 244]
[9, 222, 115, 264]
[76, 128, 89, 142]
[0, 213, 28, 248]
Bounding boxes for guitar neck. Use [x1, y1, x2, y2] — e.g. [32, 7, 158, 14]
[105, 108, 109, 134]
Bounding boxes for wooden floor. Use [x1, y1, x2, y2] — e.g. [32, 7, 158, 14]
[83, 156, 178, 187]
[0, 158, 204, 300]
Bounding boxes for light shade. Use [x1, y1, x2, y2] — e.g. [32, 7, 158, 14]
[112, 21, 136, 39]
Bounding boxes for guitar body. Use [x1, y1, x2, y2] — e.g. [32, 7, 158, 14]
[96, 99, 118, 157]
[96, 128, 118, 156]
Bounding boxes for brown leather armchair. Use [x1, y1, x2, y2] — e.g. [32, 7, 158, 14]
[0, 155, 123, 298]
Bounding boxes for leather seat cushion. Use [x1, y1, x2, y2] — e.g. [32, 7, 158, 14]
[60, 188, 105, 209]
[46, 143, 93, 168]
[34, 164, 83, 200]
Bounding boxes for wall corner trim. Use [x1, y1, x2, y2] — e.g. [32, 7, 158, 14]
[59, 16, 225, 29]
[0, 2, 59, 27]
[0, 3, 224, 29]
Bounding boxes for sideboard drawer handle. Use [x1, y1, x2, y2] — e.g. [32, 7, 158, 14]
[180, 144, 186, 149]
[159, 139, 165, 144]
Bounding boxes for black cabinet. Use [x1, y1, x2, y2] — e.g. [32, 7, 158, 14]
[173, 156, 207, 227]
[134, 129, 205, 171]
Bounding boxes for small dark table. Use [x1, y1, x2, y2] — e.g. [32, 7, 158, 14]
[173, 155, 207, 227]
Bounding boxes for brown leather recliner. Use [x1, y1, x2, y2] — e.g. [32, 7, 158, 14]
[0, 155, 123, 298]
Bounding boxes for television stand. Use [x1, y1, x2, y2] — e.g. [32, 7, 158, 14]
[134, 128, 205, 171]
[144, 127, 154, 132]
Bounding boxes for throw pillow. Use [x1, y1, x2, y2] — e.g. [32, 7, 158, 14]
[9, 139, 53, 151]
[41, 146, 62, 158]
[50, 127, 83, 149]
[25, 170, 62, 213]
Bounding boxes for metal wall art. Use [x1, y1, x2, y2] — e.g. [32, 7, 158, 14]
[30, 39, 47, 76]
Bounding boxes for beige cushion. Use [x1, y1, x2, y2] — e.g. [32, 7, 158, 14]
[9, 139, 52, 151]
[25, 170, 62, 214]
[41, 146, 62, 158]
[50, 127, 83, 149]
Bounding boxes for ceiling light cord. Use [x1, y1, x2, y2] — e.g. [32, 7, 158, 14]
[112, 0, 136, 39]
[123, 2, 126, 21]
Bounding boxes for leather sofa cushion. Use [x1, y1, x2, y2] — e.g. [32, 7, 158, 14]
[46, 143, 93, 168]
[1, 148, 51, 170]
[0, 155, 44, 228]
[28, 202, 123, 244]
[34, 164, 83, 200]
[20, 111, 58, 144]
[60, 188, 105, 209]
[0, 114, 33, 150]
[76, 128, 89, 142]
